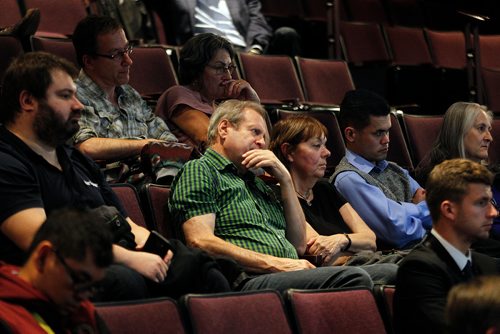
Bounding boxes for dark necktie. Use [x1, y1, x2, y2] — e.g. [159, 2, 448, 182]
[462, 260, 473, 280]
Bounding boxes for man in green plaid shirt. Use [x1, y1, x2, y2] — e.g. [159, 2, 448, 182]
[170, 100, 372, 291]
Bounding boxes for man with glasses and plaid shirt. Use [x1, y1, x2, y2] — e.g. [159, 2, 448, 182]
[0, 207, 113, 333]
[72, 15, 177, 165]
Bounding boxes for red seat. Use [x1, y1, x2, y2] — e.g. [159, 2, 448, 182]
[30, 36, 78, 68]
[237, 52, 305, 105]
[402, 114, 443, 168]
[287, 288, 387, 334]
[482, 67, 500, 113]
[110, 183, 147, 228]
[182, 290, 293, 334]
[0, 0, 23, 28]
[24, 0, 87, 37]
[296, 57, 354, 106]
[374, 285, 396, 334]
[479, 34, 500, 68]
[96, 297, 186, 334]
[141, 184, 174, 237]
[129, 46, 178, 101]
[387, 112, 413, 172]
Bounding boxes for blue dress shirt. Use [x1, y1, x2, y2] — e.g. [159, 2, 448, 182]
[333, 150, 432, 249]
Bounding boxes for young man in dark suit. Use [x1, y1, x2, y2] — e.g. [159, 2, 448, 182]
[394, 158, 500, 334]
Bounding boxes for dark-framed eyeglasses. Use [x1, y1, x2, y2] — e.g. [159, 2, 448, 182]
[93, 45, 133, 61]
[206, 63, 237, 75]
[52, 249, 100, 295]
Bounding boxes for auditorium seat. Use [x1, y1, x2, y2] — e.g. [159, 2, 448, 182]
[24, 0, 87, 37]
[129, 45, 178, 103]
[383, 26, 437, 111]
[30, 36, 78, 68]
[182, 290, 293, 334]
[424, 29, 469, 112]
[96, 297, 187, 334]
[287, 288, 387, 334]
[238, 52, 305, 105]
[296, 57, 355, 106]
[140, 183, 175, 238]
[387, 112, 414, 172]
[110, 183, 148, 228]
[402, 114, 443, 168]
[479, 34, 500, 68]
[340, 21, 391, 98]
[482, 67, 500, 114]
[0, 0, 23, 28]
[374, 285, 396, 334]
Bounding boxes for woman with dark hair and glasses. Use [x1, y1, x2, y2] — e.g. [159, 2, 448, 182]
[156, 33, 259, 151]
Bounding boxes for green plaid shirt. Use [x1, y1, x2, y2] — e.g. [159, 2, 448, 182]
[169, 148, 298, 259]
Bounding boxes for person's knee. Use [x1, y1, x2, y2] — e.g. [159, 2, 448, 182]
[330, 266, 374, 289]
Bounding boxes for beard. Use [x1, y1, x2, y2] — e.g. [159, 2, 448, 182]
[33, 101, 81, 147]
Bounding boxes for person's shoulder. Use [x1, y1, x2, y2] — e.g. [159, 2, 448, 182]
[121, 84, 143, 99]
[471, 251, 500, 273]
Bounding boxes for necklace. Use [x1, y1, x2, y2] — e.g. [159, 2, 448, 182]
[295, 189, 313, 206]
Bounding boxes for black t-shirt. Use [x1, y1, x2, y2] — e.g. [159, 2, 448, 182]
[0, 126, 126, 265]
[299, 180, 351, 236]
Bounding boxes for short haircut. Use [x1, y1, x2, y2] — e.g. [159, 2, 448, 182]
[426, 159, 493, 222]
[269, 115, 328, 168]
[430, 102, 492, 164]
[338, 89, 390, 134]
[72, 15, 122, 67]
[207, 99, 270, 146]
[28, 207, 114, 268]
[178, 33, 235, 85]
[446, 275, 500, 334]
[0, 52, 78, 124]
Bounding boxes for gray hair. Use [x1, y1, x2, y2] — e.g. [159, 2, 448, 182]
[430, 102, 492, 164]
[207, 100, 270, 145]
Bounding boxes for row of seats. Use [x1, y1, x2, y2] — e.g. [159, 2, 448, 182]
[2, 0, 499, 114]
[5, 26, 500, 115]
[260, 0, 490, 32]
[95, 286, 396, 334]
[107, 185, 398, 333]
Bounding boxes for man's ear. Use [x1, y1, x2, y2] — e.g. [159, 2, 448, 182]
[440, 200, 457, 221]
[19, 90, 37, 112]
[34, 242, 53, 273]
[344, 127, 356, 143]
[82, 54, 93, 69]
[218, 119, 230, 141]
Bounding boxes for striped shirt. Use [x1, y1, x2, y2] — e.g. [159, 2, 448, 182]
[73, 70, 177, 144]
[169, 148, 298, 259]
[194, 0, 246, 47]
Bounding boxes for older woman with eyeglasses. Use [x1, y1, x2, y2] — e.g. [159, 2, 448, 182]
[270, 116, 399, 284]
[156, 33, 259, 151]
